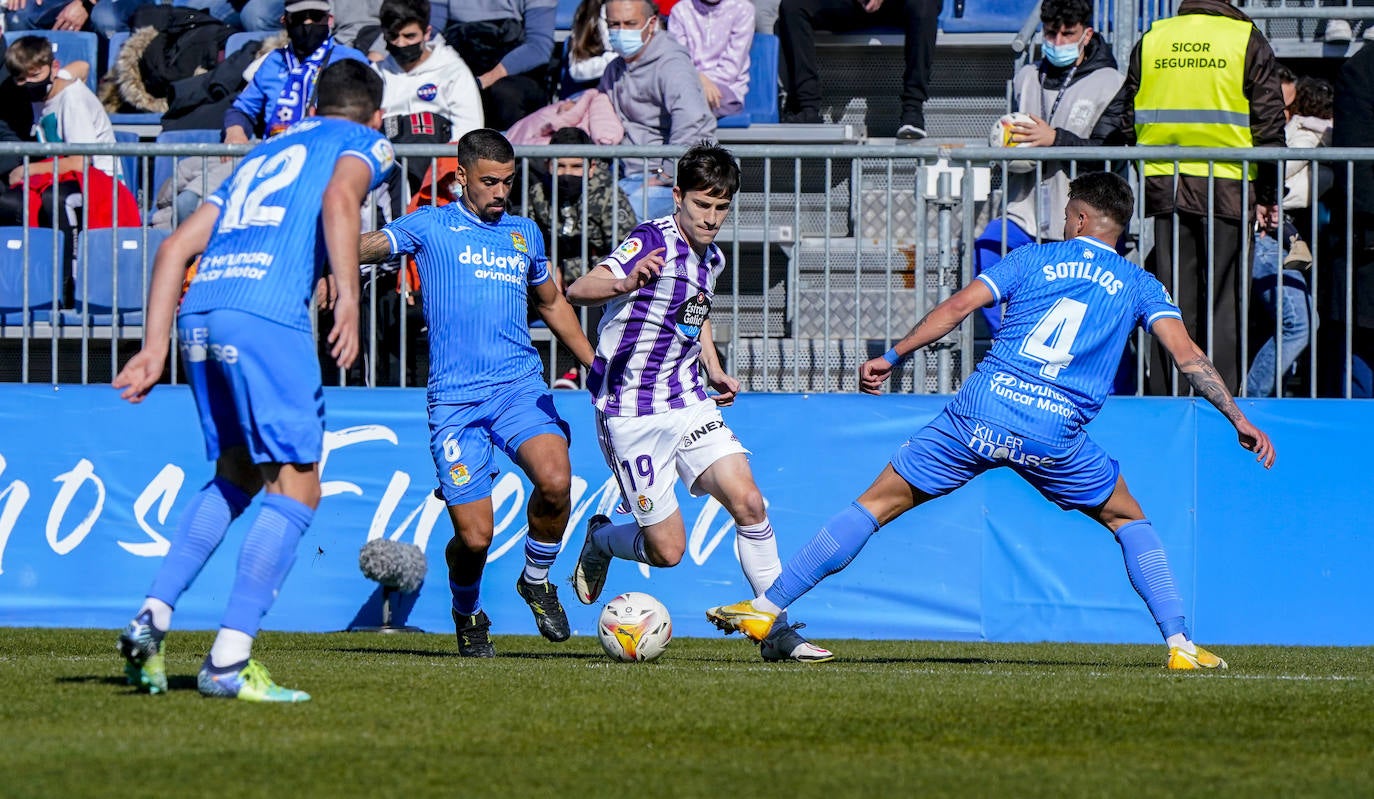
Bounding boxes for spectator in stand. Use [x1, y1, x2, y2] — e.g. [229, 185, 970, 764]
[974, 0, 1123, 335]
[335, 0, 385, 50]
[430, 0, 556, 131]
[669, 0, 754, 119]
[1107, 0, 1286, 395]
[525, 126, 637, 291]
[376, 0, 483, 193]
[223, 0, 371, 144]
[170, 0, 285, 34]
[776, 0, 939, 139]
[1317, 3, 1374, 44]
[564, 0, 617, 96]
[599, 0, 715, 220]
[4, 35, 139, 307]
[1325, 43, 1374, 396]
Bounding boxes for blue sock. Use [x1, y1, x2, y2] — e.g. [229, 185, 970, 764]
[764, 502, 880, 611]
[148, 477, 252, 606]
[451, 580, 482, 616]
[220, 494, 313, 636]
[1115, 519, 1188, 640]
[522, 538, 561, 584]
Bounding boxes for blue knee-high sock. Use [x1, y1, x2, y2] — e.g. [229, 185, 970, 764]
[450, 580, 482, 616]
[522, 538, 562, 583]
[1115, 519, 1188, 640]
[220, 494, 314, 636]
[148, 477, 252, 606]
[764, 502, 880, 611]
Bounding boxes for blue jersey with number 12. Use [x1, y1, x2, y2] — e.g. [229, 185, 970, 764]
[947, 236, 1181, 446]
[179, 117, 395, 331]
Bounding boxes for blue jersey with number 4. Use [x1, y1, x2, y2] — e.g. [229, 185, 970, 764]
[180, 117, 395, 331]
[948, 236, 1182, 445]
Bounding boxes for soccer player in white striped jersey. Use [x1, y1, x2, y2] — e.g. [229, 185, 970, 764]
[565, 143, 832, 663]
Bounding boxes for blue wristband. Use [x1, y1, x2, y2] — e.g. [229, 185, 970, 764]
[882, 348, 901, 366]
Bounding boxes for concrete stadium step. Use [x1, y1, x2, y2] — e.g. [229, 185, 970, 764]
[708, 285, 788, 343]
[726, 188, 851, 242]
[789, 238, 957, 341]
[726, 336, 966, 394]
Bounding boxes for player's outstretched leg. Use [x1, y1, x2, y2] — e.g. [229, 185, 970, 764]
[572, 514, 614, 605]
[514, 432, 573, 641]
[736, 518, 834, 663]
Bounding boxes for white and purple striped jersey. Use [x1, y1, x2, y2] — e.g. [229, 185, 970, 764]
[587, 216, 725, 417]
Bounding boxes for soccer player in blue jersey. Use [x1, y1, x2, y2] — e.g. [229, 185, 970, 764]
[707, 172, 1276, 670]
[358, 129, 595, 657]
[112, 60, 395, 702]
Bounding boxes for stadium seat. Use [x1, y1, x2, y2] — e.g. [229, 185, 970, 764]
[941, 0, 1039, 33]
[7, 30, 99, 92]
[105, 30, 164, 130]
[113, 130, 142, 200]
[151, 129, 222, 211]
[226, 31, 271, 57]
[0, 228, 64, 331]
[717, 33, 780, 128]
[555, 0, 579, 31]
[63, 228, 167, 329]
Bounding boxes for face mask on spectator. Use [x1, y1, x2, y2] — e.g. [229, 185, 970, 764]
[555, 174, 585, 204]
[21, 71, 52, 103]
[289, 22, 331, 57]
[607, 18, 652, 58]
[1043, 35, 1084, 68]
[387, 40, 424, 66]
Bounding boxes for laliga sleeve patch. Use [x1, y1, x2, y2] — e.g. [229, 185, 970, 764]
[371, 138, 395, 171]
[676, 290, 711, 338]
[609, 236, 644, 266]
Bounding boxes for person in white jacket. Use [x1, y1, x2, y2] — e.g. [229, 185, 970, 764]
[376, 0, 484, 192]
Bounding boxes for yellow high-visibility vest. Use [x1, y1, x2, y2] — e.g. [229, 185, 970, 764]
[1135, 13, 1256, 181]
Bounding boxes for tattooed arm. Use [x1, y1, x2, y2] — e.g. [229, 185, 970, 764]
[1153, 317, 1277, 468]
[859, 279, 994, 395]
[358, 231, 394, 264]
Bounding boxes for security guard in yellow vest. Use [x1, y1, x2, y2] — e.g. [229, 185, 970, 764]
[1114, 0, 1286, 395]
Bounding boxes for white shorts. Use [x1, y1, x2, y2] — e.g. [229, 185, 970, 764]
[595, 401, 750, 526]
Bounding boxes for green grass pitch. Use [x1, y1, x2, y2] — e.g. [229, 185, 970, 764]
[3, 628, 1372, 798]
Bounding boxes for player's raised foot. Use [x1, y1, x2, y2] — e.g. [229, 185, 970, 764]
[760, 622, 835, 663]
[116, 610, 167, 694]
[705, 599, 777, 642]
[1167, 644, 1228, 670]
[571, 514, 612, 605]
[453, 608, 496, 657]
[197, 658, 311, 702]
[516, 575, 571, 642]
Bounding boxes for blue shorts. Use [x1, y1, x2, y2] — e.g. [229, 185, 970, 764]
[429, 377, 571, 506]
[891, 409, 1119, 511]
[178, 309, 324, 464]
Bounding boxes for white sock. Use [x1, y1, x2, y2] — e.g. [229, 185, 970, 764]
[139, 597, 173, 631]
[1166, 633, 1195, 654]
[753, 594, 783, 615]
[736, 518, 787, 626]
[208, 628, 255, 669]
[596, 520, 650, 564]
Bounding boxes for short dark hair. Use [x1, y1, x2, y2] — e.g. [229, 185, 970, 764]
[549, 126, 593, 146]
[1041, 0, 1092, 30]
[315, 60, 383, 123]
[5, 35, 53, 78]
[675, 142, 740, 197]
[380, 0, 429, 37]
[1068, 171, 1133, 227]
[457, 128, 516, 170]
[1276, 63, 1297, 85]
[1292, 75, 1333, 120]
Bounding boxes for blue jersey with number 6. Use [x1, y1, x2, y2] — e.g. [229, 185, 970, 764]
[179, 117, 395, 331]
[948, 236, 1181, 446]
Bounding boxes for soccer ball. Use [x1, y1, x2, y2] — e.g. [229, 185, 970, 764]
[598, 592, 672, 662]
[989, 112, 1036, 173]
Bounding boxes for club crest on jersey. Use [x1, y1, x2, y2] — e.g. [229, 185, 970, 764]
[510, 231, 528, 252]
[417, 83, 438, 101]
[636, 494, 654, 513]
[676, 290, 711, 338]
[449, 463, 470, 487]
[610, 236, 643, 265]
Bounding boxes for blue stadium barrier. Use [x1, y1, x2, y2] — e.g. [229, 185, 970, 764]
[8, 30, 98, 92]
[0, 228, 63, 329]
[718, 32, 781, 128]
[0, 388, 1369, 646]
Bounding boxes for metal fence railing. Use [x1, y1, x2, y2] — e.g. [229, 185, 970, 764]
[0, 142, 1370, 398]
